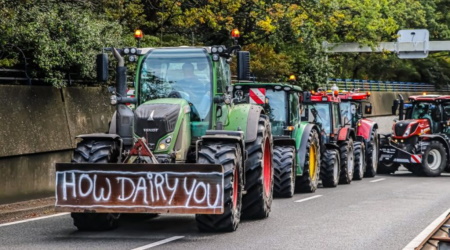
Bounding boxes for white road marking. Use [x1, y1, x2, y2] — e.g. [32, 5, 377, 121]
[0, 213, 70, 228]
[294, 195, 322, 203]
[132, 236, 185, 250]
[370, 178, 386, 183]
[403, 208, 450, 249]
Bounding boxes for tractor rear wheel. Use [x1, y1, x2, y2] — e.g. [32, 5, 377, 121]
[296, 129, 320, 193]
[420, 141, 447, 177]
[242, 115, 273, 220]
[353, 142, 366, 180]
[320, 149, 340, 187]
[71, 139, 120, 231]
[364, 130, 378, 177]
[273, 146, 295, 198]
[377, 162, 399, 174]
[196, 142, 243, 232]
[339, 138, 355, 184]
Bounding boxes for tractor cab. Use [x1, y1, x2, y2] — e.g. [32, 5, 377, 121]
[232, 83, 302, 136]
[302, 89, 343, 143]
[338, 91, 372, 127]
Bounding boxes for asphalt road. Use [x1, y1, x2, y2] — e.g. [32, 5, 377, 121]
[1, 169, 450, 250]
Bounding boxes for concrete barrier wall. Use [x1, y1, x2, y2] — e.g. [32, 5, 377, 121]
[0, 85, 113, 203]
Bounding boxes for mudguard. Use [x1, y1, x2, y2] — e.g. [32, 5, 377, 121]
[273, 136, 296, 147]
[296, 123, 321, 175]
[224, 103, 264, 143]
[356, 118, 378, 142]
[420, 134, 450, 161]
[337, 127, 355, 141]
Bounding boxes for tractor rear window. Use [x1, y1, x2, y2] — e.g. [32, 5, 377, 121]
[265, 89, 287, 135]
[139, 49, 212, 121]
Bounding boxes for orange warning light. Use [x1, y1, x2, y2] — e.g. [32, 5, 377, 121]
[231, 29, 240, 38]
[134, 30, 143, 40]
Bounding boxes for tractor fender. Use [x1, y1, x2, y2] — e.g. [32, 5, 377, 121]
[200, 130, 246, 185]
[273, 136, 296, 147]
[76, 133, 121, 141]
[225, 104, 265, 143]
[337, 127, 355, 142]
[356, 118, 378, 142]
[324, 143, 340, 151]
[419, 134, 450, 161]
[297, 123, 321, 172]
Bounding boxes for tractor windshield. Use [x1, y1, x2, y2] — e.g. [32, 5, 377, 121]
[139, 48, 212, 121]
[340, 102, 359, 126]
[411, 102, 436, 120]
[265, 89, 287, 135]
[309, 103, 332, 134]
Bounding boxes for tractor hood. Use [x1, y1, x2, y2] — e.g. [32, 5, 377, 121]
[392, 119, 430, 138]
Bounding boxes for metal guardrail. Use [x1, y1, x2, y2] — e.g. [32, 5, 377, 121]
[327, 78, 450, 92]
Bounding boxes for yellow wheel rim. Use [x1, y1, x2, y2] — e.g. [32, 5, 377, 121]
[309, 144, 317, 180]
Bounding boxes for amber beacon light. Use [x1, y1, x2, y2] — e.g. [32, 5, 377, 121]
[231, 29, 240, 38]
[134, 29, 143, 40]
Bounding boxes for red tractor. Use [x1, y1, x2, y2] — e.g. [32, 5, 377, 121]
[302, 90, 362, 186]
[379, 94, 450, 176]
[338, 91, 378, 179]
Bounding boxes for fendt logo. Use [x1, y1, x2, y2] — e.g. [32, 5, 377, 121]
[143, 128, 159, 132]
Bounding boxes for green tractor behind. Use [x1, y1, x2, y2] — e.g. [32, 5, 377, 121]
[232, 83, 321, 197]
[55, 39, 274, 232]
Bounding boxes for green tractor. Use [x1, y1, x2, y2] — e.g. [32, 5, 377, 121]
[232, 83, 321, 197]
[54, 38, 274, 232]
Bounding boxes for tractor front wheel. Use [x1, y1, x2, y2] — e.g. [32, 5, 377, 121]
[71, 140, 120, 231]
[320, 149, 340, 187]
[420, 141, 447, 177]
[273, 146, 295, 198]
[353, 142, 366, 180]
[339, 138, 355, 184]
[296, 129, 320, 193]
[196, 142, 243, 232]
[242, 115, 273, 220]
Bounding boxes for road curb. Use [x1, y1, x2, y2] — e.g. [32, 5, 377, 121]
[0, 197, 55, 223]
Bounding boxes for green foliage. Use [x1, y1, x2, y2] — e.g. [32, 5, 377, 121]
[0, 0, 449, 87]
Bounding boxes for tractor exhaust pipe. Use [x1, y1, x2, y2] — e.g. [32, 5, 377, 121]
[398, 94, 404, 120]
[113, 48, 127, 99]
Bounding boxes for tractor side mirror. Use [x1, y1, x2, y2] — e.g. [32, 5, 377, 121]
[303, 91, 312, 103]
[392, 99, 399, 115]
[364, 103, 372, 115]
[237, 51, 250, 81]
[97, 53, 109, 82]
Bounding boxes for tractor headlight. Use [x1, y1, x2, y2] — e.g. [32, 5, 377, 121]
[157, 136, 172, 151]
[123, 48, 130, 54]
[403, 126, 411, 137]
[212, 54, 219, 61]
[211, 46, 218, 53]
[218, 46, 224, 53]
[129, 55, 137, 62]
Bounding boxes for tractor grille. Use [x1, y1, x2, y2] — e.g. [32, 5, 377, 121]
[134, 104, 180, 150]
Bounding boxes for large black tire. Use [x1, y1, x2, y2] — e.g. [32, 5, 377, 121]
[417, 141, 447, 177]
[377, 162, 399, 174]
[242, 115, 273, 220]
[71, 140, 120, 231]
[296, 129, 320, 193]
[353, 141, 366, 181]
[273, 146, 295, 198]
[339, 138, 354, 184]
[364, 130, 378, 177]
[320, 149, 340, 187]
[195, 142, 243, 232]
